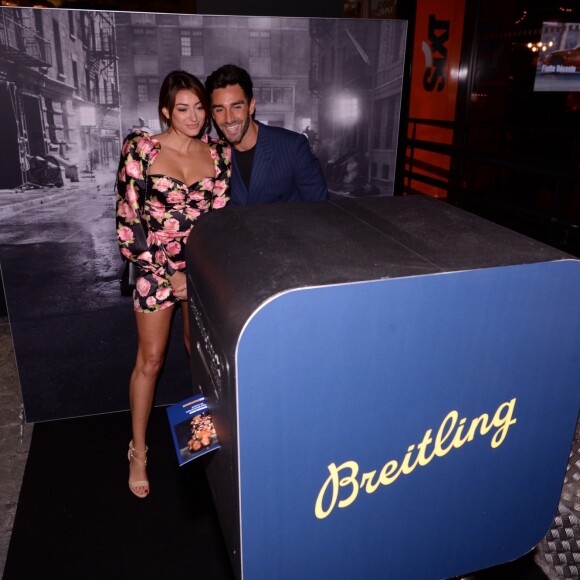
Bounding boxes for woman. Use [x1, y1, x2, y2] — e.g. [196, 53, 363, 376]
[115, 71, 230, 498]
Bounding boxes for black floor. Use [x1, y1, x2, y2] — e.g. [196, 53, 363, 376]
[3, 407, 234, 580]
[4, 407, 549, 580]
[463, 553, 548, 579]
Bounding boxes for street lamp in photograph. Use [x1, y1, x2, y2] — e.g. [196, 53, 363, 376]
[331, 94, 360, 126]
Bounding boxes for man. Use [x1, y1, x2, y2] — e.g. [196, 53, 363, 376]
[205, 64, 329, 205]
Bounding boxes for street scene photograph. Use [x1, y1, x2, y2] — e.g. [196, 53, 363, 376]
[0, 8, 406, 421]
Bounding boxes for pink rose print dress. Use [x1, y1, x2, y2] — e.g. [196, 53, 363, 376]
[115, 130, 231, 313]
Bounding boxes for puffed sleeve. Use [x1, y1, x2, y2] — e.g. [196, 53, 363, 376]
[209, 139, 231, 210]
[115, 131, 170, 277]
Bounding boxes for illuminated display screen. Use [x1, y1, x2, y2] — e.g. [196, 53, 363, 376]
[534, 21, 580, 92]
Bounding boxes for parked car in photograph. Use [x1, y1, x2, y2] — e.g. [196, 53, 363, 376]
[542, 45, 580, 69]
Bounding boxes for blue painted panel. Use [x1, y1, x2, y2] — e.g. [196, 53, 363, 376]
[236, 261, 580, 579]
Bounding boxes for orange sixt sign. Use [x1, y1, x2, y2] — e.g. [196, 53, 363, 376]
[408, 0, 466, 197]
[410, 0, 465, 122]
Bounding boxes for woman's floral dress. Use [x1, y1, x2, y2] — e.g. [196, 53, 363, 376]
[116, 130, 231, 313]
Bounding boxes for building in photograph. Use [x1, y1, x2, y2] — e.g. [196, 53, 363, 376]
[0, 7, 120, 190]
[115, 13, 318, 139]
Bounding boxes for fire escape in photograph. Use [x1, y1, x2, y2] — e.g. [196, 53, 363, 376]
[80, 11, 119, 175]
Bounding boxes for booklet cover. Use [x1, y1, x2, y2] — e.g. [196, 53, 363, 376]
[166, 394, 220, 466]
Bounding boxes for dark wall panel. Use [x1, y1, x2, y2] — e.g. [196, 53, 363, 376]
[196, 0, 343, 18]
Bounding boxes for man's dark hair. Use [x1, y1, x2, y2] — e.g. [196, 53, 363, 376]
[205, 64, 254, 102]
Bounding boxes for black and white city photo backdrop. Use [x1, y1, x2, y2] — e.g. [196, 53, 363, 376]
[0, 7, 406, 422]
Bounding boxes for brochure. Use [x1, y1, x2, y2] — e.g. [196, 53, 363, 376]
[166, 394, 220, 466]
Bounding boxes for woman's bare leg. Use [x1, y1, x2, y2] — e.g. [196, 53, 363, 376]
[129, 306, 174, 496]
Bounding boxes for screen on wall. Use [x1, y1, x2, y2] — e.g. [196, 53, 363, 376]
[0, 7, 407, 422]
[533, 21, 580, 92]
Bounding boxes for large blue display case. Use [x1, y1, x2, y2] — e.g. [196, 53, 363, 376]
[185, 195, 580, 579]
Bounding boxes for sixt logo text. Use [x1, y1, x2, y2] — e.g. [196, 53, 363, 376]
[422, 15, 450, 92]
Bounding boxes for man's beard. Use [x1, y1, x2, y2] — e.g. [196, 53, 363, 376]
[220, 115, 250, 146]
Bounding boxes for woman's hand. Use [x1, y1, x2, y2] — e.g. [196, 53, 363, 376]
[169, 271, 187, 301]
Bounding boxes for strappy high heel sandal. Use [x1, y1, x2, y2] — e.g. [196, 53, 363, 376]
[128, 440, 149, 498]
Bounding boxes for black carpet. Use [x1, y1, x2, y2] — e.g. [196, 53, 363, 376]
[4, 407, 235, 580]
